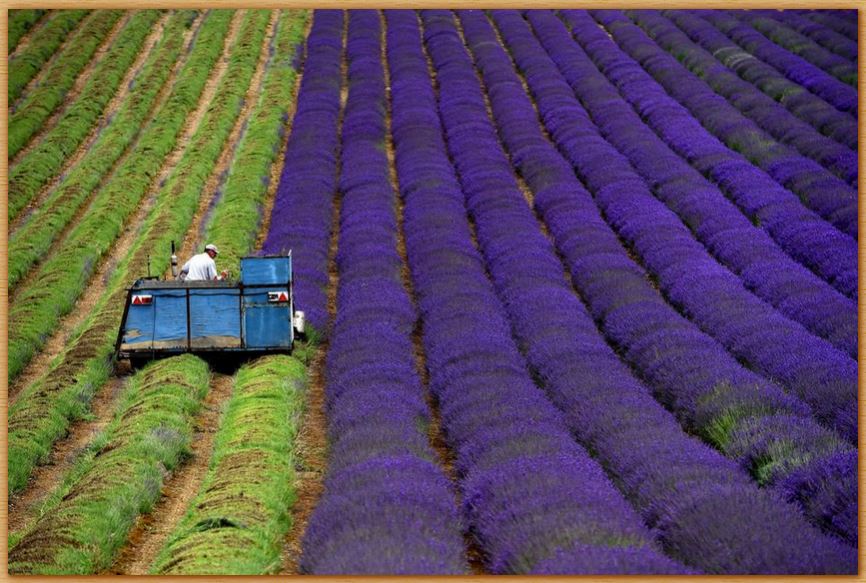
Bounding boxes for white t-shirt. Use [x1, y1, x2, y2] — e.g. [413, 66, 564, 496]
[180, 252, 218, 281]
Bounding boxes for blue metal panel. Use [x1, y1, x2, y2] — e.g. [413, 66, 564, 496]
[240, 256, 291, 285]
[244, 288, 292, 348]
[189, 288, 241, 348]
[152, 290, 189, 349]
[122, 289, 188, 350]
[121, 299, 155, 349]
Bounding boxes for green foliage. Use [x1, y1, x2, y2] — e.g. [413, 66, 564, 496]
[8, 12, 315, 572]
[9, 10, 196, 280]
[8, 347, 114, 493]
[151, 355, 306, 574]
[8, 10, 233, 384]
[9, 10, 124, 157]
[7, 10, 235, 493]
[7, 5, 309, 502]
[151, 7, 271, 272]
[8, 9, 46, 53]
[698, 382, 775, 449]
[8, 9, 89, 102]
[9, 10, 163, 218]
[206, 10, 310, 273]
[8, 8, 286, 497]
[8, 356, 210, 575]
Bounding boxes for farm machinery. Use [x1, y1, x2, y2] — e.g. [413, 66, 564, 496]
[115, 248, 305, 368]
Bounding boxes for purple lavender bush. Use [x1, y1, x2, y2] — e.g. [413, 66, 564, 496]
[585, 10, 857, 240]
[795, 10, 859, 41]
[734, 10, 857, 85]
[383, 9, 691, 574]
[434, 9, 855, 568]
[505, 9, 860, 445]
[476, 8, 856, 547]
[663, 9, 856, 150]
[262, 10, 343, 335]
[763, 10, 858, 62]
[519, 9, 858, 358]
[626, 10, 856, 187]
[562, 10, 858, 300]
[697, 10, 857, 114]
[298, 11, 467, 574]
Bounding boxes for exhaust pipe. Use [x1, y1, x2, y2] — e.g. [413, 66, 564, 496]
[170, 240, 178, 278]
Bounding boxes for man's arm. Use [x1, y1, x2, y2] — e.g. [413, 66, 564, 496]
[178, 258, 191, 280]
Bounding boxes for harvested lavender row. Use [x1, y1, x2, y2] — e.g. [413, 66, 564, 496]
[798, 10, 859, 42]
[530, 11, 857, 357]
[261, 10, 343, 335]
[562, 11, 858, 301]
[386, 9, 687, 575]
[626, 10, 856, 186]
[436, 8, 855, 570]
[299, 12, 467, 573]
[586, 11, 858, 240]
[663, 11, 856, 150]
[696, 10, 857, 115]
[765, 10, 858, 62]
[736, 10, 857, 83]
[517, 9, 863, 444]
[489, 8, 857, 548]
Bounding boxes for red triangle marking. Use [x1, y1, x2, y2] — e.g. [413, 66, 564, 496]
[133, 296, 140, 305]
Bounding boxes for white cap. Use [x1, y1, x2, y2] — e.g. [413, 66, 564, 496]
[205, 243, 219, 255]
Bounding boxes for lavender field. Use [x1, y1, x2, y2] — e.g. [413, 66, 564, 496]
[7, 8, 859, 575]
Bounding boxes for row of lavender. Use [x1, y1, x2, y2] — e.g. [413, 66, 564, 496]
[793, 9, 858, 41]
[735, 11, 857, 85]
[754, 10, 857, 63]
[528, 10, 857, 364]
[700, 10, 856, 115]
[548, 11, 862, 308]
[602, 10, 860, 304]
[533, 10, 859, 445]
[592, 11, 860, 255]
[532, 10, 858, 359]
[421, 8, 853, 573]
[510, 9, 855, 544]
[297, 11, 468, 573]
[382, 10, 692, 574]
[626, 11, 856, 187]
[568, 10, 862, 326]
[263, 8, 856, 574]
[663, 11, 856, 151]
[261, 9, 342, 332]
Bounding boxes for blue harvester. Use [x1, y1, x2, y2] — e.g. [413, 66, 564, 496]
[116, 253, 304, 367]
